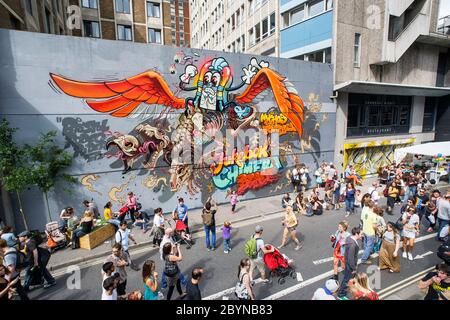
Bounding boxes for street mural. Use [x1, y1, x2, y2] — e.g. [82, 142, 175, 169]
[48, 51, 331, 209]
[344, 138, 415, 177]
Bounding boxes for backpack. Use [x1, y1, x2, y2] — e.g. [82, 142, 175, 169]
[4, 249, 28, 270]
[201, 209, 214, 227]
[235, 273, 250, 300]
[244, 236, 260, 259]
[383, 186, 389, 198]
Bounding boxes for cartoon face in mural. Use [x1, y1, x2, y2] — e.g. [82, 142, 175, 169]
[50, 56, 306, 195]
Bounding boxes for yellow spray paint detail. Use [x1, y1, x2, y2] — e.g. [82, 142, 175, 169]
[108, 183, 128, 205]
[80, 174, 102, 196]
[143, 175, 168, 189]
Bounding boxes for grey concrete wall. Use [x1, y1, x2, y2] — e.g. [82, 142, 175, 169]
[0, 29, 335, 231]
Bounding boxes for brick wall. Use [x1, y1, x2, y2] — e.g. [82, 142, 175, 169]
[133, 0, 146, 24]
[134, 24, 146, 43]
[101, 20, 116, 40]
[99, 0, 114, 20]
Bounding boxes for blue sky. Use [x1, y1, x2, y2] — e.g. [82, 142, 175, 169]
[439, 0, 450, 18]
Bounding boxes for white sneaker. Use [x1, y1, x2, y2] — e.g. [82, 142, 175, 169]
[408, 253, 413, 261]
[402, 252, 407, 259]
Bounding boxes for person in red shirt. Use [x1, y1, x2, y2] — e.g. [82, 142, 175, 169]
[125, 192, 138, 223]
[348, 272, 379, 300]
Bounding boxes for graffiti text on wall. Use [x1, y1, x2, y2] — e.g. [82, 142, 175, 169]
[59, 117, 109, 162]
[259, 108, 297, 136]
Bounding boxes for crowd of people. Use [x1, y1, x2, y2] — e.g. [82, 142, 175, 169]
[0, 159, 449, 301]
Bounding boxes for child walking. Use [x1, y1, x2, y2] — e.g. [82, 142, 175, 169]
[221, 221, 232, 254]
[230, 191, 239, 214]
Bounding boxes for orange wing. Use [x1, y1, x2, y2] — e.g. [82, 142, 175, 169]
[50, 71, 185, 117]
[235, 68, 305, 137]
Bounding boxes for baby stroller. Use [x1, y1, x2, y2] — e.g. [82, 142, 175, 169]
[172, 219, 195, 249]
[263, 245, 296, 285]
[45, 221, 68, 253]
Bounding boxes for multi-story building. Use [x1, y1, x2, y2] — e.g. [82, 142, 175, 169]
[0, 0, 71, 35]
[280, 0, 333, 62]
[280, 0, 450, 177]
[69, 0, 190, 46]
[190, 0, 280, 57]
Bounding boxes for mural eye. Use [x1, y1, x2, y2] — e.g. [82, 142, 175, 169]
[212, 77, 218, 86]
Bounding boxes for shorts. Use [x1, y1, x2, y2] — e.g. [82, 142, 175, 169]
[287, 226, 296, 232]
[250, 259, 266, 276]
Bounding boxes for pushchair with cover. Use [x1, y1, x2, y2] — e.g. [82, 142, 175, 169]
[172, 219, 195, 249]
[45, 221, 68, 252]
[263, 245, 296, 285]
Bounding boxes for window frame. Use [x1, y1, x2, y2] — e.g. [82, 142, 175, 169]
[354, 33, 361, 68]
[83, 20, 100, 38]
[82, 0, 98, 9]
[117, 24, 132, 41]
[115, 0, 131, 14]
[147, 2, 161, 18]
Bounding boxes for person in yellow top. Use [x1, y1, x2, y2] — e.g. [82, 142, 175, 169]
[103, 202, 120, 228]
[279, 206, 302, 250]
[386, 181, 399, 214]
[360, 201, 379, 265]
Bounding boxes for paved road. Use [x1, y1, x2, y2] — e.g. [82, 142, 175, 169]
[28, 201, 443, 300]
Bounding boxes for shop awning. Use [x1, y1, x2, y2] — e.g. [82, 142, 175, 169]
[334, 81, 450, 97]
[394, 141, 450, 163]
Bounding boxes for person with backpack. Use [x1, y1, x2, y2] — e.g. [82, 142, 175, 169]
[0, 239, 29, 300]
[18, 231, 55, 292]
[235, 258, 255, 300]
[245, 225, 274, 282]
[201, 198, 218, 251]
[162, 242, 186, 300]
[115, 221, 140, 271]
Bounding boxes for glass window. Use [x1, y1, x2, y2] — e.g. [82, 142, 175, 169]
[82, 0, 98, 9]
[347, 106, 359, 128]
[116, 0, 131, 14]
[380, 106, 393, 126]
[354, 33, 361, 67]
[249, 27, 255, 46]
[255, 22, 260, 43]
[325, 47, 332, 63]
[262, 18, 268, 39]
[290, 5, 304, 25]
[270, 13, 276, 34]
[368, 106, 379, 127]
[423, 97, 437, 132]
[25, 0, 33, 16]
[309, 0, 325, 17]
[45, 8, 52, 33]
[83, 20, 100, 38]
[326, 0, 333, 10]
[148, 28, 162, 43]
[147, 2, 161, 18]
[117, 25, 132, 40]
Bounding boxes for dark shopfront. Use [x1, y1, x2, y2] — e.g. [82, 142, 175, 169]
[346, 94, 412, 137]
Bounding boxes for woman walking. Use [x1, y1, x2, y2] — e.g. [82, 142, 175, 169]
[279, 206, 302, 250]
[344, 183, 356, 217]
[142, 260, 159, 300]
[235, 258, 255, 300]
[378, 222, 401, 273]
[162, 242, 185, 300]
[152, 208, 165, 247]
[386, 181, 399, 214]
[401, 207, 420, 261]
[330, 221, 350, 281]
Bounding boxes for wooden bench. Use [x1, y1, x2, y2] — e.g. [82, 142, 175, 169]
[79, 223, 115, 250]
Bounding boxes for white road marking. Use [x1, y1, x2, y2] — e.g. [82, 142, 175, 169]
[203, 278, 264, 300]
[296, 272, 303, 282]
[414, 251, 433, 260]
[312, 233, 437, 265]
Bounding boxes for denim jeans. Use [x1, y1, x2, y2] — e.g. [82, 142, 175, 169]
[23, 262, 55, 290]
[204, 225, 216, 249]
[345, 198, 355, 213]
[71, 228, 86, 246]
[161, 270, 186, 288]
[361, 235, 376, 262]
[437, 218, 450, 240]
[223, 238, 231, 251]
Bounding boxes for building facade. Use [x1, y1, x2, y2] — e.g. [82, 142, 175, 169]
[333, 0, 450, 177]
[280, 0, 450, 177]
[68, 0, 190, 46]
[190, 0, 280, 56]
[0, 0, 71, 35]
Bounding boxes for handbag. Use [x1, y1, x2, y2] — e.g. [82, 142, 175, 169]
[235, 273, 250, 300]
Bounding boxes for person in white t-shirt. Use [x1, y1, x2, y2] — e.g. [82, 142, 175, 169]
[368, 181, 380, 205]
[312, 279, 339, 300]
[116, 221, 139, 271]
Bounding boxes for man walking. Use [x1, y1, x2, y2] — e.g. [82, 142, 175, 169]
[115, 221, 140, 271]
[185, 267, 204, 300]
[248, 225, 274, 282]
[105, 243, 129, 299]
[338, 227, 362, 298]
[360, 201, 378, 265]
[18, 231, 55, 292]
[0, 239, 29, 300]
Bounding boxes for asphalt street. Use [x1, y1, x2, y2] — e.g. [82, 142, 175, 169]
[27, 200, 443, 300]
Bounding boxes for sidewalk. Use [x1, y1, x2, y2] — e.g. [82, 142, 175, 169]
[46, 176, 448, 272]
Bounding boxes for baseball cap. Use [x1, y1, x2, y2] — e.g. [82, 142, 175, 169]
[325, 279, 339, 293]
[18, 231, 30, 238]
[255, 225, 264, 233]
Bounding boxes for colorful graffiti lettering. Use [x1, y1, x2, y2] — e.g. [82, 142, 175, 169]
[259, 108, 297, 135]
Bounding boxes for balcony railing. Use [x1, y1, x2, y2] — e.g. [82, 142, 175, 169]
[437, 15, 450, 35]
